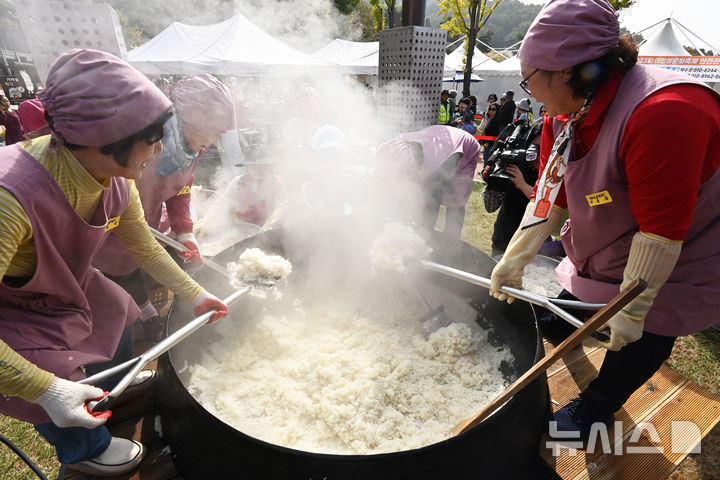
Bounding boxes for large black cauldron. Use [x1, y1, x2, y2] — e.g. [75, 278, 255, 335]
[158, 216, 549, 479]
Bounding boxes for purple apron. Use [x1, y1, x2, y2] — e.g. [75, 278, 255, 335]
[92, 153, 200, 276]
[0, 145, 140, 424]
[554, 64, 720, 336]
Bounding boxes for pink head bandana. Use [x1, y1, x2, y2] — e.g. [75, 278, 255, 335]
[17, 99, 48, 134]
[517, 0, 619, 71]
[39, 49, 171, 147]
[172, 74, 236, 133]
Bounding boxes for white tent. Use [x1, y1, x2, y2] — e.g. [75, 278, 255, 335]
[128, 14, 333, 75]
[638, 20, 690, 56]
[471, 55, 525, 102]
[312, 39, 379, 75]
[444, 46, 491, 73]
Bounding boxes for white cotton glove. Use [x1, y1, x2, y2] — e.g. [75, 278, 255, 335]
[490, 201, 564, 303]
[599, 232, 682, 351]
[31, 377, 111, 428]
[176, 232, 202, 264]
[191, 288, 229, 324]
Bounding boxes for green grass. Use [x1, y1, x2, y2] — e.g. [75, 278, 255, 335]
[0, 184, 717, 479]
[0, 417, 59, 480]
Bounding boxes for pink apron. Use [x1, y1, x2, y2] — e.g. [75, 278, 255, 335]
[554, 65, 720, 337]
[0, 145, 139, 423]
[376, 126, 482, 207]
[92, 153, 200, 276]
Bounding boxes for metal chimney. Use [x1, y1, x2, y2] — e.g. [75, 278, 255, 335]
[401, 0, 427, 27]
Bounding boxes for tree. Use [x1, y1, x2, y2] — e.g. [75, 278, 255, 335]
[439, 0, 504, 97]
[369, 0, 399, 33]
[346, 1, 380, 41]
[334, 0, 361, 15]
[608, 0, 635, 10]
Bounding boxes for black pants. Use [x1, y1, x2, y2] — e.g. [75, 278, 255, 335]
[579, 331, 677, 415]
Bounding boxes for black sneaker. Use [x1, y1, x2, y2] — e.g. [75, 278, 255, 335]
[550, 397, 616, 447]
[142, 315, 165, 342]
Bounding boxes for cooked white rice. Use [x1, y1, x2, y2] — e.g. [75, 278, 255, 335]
[226, 248, 292, 287]
[185, 294, 512, 455]
[369, 222, 430, 273]
[523, 264, 563, 297]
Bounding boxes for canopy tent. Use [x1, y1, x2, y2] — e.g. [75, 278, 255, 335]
[638, 20, 690, 57]
[636, 19, 720, 89]
[470, 55, 525, 102]
[127, 14, 332, 75]
[444, 46, 492, 74]
[312, 39, 379, 75]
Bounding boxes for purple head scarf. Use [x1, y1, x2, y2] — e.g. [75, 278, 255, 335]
[172, 74, 236, 133]
[39, 49, 171, 147]
[517, 0, 620, 71]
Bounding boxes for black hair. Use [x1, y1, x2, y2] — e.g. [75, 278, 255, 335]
[46, 108, 174, 167]
[567, 33, 638, 99]
[459, 98, 471, 106]
[468, 95, 477, 105]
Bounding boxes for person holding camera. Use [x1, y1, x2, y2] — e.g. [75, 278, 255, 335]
[489, 0, 720, 445]
[480, 119, 543, 257]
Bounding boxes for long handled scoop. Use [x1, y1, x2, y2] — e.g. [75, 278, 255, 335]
[149, 226, 229, 278]
[450, 277, 646, 437]
[419, 260, 611, 342]
[81, 287, 251, 413]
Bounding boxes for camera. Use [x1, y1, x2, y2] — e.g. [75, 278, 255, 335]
[485, 119, 541, 192]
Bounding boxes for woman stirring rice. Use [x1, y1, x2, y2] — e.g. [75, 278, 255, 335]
[0, 49, 228, 476]
[490, 0, 720, 446]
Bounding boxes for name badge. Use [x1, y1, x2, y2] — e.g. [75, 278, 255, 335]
[178, 186, 191, 195]
[105, 216, 120, 231]
[586, 190, 613, 206]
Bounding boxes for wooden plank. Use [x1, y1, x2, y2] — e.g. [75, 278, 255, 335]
[541, 364, 691, 475]
[556, 382, 720, 480]
[544, 340, 600, 378]
[540, 357, 720, 480]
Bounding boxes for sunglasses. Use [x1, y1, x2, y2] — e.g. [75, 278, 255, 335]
[138, 123, 165, 145]
[488, 108, 497, 111]
[519, 68, 540, 95]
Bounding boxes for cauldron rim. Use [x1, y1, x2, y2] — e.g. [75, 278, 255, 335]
[159, 220, 550, 478]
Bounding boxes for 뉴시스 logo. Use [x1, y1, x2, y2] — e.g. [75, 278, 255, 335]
[546, 420, 702, 456]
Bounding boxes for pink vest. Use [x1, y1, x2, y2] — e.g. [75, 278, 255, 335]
[555, 65, 720, 336]
[0, 145, 140, 423]
[377, 126, 482, 207]
[92, 153, 200, 276]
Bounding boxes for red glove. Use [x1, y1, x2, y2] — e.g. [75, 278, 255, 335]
[191, 289, 228, 324]
[176, 233, 202, 264]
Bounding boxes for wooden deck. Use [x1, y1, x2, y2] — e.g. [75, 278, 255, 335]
[64, 294, 720, 480]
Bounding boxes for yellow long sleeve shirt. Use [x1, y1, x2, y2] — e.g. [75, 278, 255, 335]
[0, 136, 202, 400]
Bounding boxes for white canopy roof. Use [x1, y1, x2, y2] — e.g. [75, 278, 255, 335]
[312, 39, 379, 75]
[638, 20, 690, 56]
[475, 55, 521, 75]
[128, 14, 333, 75]
[444, 46, 492, 73]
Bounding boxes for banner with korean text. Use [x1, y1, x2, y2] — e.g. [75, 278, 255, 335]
[638, 56, 720, 82]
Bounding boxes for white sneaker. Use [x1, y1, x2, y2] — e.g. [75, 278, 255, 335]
[68, 437, 145, 476]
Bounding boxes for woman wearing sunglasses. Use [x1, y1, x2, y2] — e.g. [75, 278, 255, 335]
[490, 0, 720, 447]
[0, 49, 228, 476]
[94, 74, 236, 342]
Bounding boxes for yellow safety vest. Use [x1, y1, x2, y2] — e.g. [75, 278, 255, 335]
[438, 103, 450, 124]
